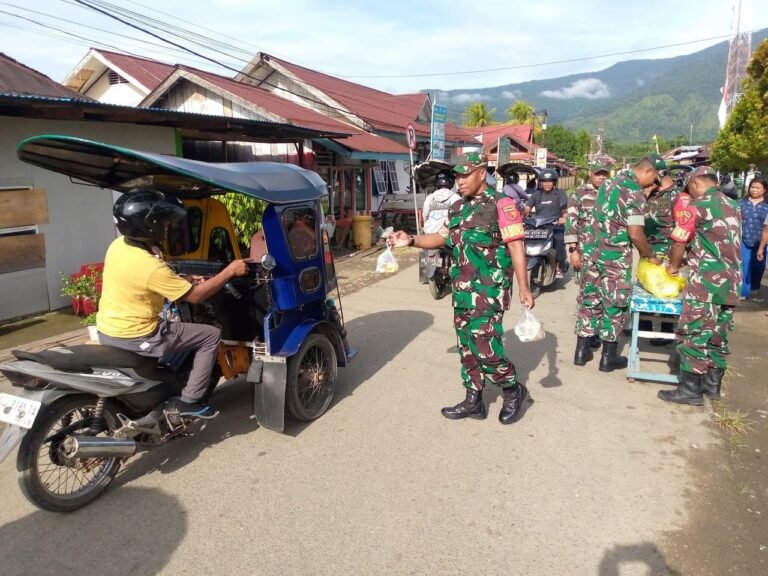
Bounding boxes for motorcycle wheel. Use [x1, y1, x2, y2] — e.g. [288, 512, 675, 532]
[286, 333, 338, 422]
[428, 273, 450, 300]
[17, 395, 122, 513]
[529, 266, 543, 299]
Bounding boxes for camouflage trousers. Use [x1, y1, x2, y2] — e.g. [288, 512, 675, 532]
[574, 263, 601, 337]
[454, 307, 517, 391]
[677, 299, 734, 374]
[582, 267, 632, 343]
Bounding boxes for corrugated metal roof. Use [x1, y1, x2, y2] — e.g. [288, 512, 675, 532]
[92, 49, 176, 91]
[0, 52, 91, 100]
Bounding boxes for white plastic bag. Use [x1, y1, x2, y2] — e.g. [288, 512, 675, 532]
[514, 307, 545, 342]
[376, 247, 399, 273]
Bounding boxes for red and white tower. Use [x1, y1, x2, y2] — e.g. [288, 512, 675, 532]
[719, 0, 752, 128]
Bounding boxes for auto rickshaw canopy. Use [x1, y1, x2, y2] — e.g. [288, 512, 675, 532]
[17, 135, 328, 204]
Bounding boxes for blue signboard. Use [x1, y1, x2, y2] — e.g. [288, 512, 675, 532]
[431, 104, 447, 161]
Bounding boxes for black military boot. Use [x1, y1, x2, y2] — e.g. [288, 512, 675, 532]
[598, 341, 628, 372]
[499, 383, 528, 425]
[658, 371, 704, 406]
[574, 336, 594, 366]
[589, 335, 602, 350]
[702, 367, 725, 400]
[441, 388, 487, 420]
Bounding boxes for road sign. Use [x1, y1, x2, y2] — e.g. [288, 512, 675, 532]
[406, 124, 417, 151]
[431, 105, 447, 161]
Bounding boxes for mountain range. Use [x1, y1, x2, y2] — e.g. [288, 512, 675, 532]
[429, 29, 768, 143]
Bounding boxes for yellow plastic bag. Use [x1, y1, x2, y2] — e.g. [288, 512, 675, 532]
[637, 259, 686, 299]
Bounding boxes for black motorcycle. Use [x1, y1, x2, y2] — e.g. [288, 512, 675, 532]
[423, 247, 452, 300]
[524, 216, 559, 299]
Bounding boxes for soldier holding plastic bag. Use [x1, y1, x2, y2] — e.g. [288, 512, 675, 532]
[389, 152, 534, 425]
[659, 167, 742, 406]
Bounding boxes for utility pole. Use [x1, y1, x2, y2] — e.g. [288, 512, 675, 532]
[690, 123, 693, 146]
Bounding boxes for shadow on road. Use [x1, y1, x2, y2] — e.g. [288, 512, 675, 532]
[0, 486, 186, 576]
[504, 328, 561, 389]
[115, 377, 257, 484]
[598, 542, 681, 576]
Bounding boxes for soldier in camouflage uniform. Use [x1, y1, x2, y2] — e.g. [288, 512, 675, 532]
[660, 167, 742, 405]
[640, 171, 680, 343]
[389, 153, 534, 424]
[565, 162, 612, 365]
[586, 158, 660, 372]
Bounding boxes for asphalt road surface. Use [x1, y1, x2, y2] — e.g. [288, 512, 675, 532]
[0, 265, 718, 576]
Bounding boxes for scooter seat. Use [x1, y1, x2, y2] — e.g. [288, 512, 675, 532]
[12, 345, 155, 374]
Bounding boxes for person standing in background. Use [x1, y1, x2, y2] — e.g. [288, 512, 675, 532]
[738, 176, 768, 299]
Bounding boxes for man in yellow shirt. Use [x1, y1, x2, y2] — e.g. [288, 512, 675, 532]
[97, 190, 248, 419]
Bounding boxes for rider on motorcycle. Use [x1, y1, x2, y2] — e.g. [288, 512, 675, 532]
[422, 171, 461, 234]
[96, 189, 249, 419]
[524, 168, 569, 278]
[502, 172, 530, 209]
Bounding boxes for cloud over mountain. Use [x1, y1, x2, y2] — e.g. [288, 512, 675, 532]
[540, 78, 611, 100]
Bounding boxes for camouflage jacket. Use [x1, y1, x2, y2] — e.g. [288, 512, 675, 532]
[644, 184, 680, 256]
[446, 187, 524, 311]
[592, 170, 646, 272]
[671, 187, 742, 305]
[564, 182, 599, 259]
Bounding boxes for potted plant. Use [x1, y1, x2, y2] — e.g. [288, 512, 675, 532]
[60, 265, 102, 316]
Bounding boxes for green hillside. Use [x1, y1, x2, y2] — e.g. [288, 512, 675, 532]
[429, 29, 768, 143]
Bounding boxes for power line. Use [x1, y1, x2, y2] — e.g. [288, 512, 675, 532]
[338, 31, 764, 79]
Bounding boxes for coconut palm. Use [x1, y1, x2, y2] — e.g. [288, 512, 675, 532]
[463, 102, 496, 127]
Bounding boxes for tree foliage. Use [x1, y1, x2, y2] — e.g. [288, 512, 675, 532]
[506, 100, 534, 124]
[712, 38, 768, 173]
[221, 193, 265, 250]
[462, 102, 496, 127]
[543, 125, 592, 165]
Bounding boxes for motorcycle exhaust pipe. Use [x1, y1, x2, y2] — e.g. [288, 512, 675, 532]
[60, 436, 138, 459]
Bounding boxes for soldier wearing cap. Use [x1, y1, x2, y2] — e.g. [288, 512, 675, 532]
[565, 161, 612, 365]
[583, 157, 660, 372]
[389, 152, 534, 425]
[640, 157, 680, 344]
[660, 166, 742, 405]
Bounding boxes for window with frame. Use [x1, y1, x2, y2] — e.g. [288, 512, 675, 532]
[375, 161, 400, 193]
[208, 227, 235, 262]
[282, 207, 319, 260]
[167, 207, 202, 256]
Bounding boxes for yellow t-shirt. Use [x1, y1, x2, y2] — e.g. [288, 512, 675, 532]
[96, 238, 192, 338]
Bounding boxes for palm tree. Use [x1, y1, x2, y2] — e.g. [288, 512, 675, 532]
[506, 100, 535, 125]
[463, 102, 496, 127]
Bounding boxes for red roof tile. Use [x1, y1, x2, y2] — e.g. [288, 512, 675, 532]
[335, 131, 410, 154]
[93, 49, 176, 91]
[260, 53, 429, 134]
[0, 52, 85, 98]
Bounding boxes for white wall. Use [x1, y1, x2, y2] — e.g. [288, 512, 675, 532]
[85, 72, 146, 106]
[0, 117, 176, 320]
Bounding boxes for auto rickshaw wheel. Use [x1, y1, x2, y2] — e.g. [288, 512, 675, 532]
[286, 333, 338, 422]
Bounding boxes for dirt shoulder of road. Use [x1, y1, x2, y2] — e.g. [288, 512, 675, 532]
[664, 299, 768, 575]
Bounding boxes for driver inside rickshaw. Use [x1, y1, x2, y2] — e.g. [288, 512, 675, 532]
[96, 189, 249, 419]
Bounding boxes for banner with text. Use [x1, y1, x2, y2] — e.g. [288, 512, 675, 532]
[431, 104, 447, 161]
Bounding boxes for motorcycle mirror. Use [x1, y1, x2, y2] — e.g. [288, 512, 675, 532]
[260, 254, 276, 271]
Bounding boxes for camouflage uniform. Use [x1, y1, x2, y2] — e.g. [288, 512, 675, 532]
[565, 182, 601, 337]
[670, 187, 742, 374]
[644, 183, 680, 257]
[588, 170, 647, 342]
[444, 163, 525, 392]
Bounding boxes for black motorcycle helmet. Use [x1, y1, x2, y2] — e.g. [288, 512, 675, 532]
[435, 171, 455, 190]
[539, 168, 558, 183]
[113, 189, 186, 243]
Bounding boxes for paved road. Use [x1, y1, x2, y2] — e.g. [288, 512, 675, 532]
[0, 264, 716, 576]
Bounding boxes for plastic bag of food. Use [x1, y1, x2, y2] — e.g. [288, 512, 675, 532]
[637, 258, 686, 299]
[514, 307, 545, 342]
[376, 247, 399, 273]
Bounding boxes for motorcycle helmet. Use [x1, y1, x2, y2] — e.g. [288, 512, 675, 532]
[113, 189, 186, 243]
[539, 168, 558, 183]
[505, 173, 520, 185]
[434, 171, 455, 190]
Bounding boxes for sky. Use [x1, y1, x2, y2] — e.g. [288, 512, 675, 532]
[1, 0, 767, 96]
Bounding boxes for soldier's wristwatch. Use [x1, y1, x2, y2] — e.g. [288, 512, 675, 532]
[408, 236, 415, 247]
[568, 246, 578, 253]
